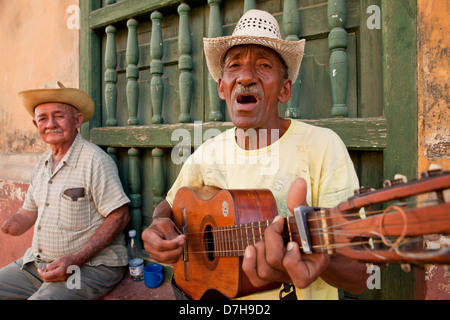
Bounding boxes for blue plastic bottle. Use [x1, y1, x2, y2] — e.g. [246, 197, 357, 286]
[127, 230, 144, 281]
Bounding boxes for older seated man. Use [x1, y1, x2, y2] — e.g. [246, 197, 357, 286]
[0, 82, 130, 300]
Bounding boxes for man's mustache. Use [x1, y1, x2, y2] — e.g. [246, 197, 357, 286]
[232, 86, 261, 101]
[45, 129, 63, 134]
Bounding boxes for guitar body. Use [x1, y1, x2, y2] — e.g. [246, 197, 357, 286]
[172, 186, 280, 300]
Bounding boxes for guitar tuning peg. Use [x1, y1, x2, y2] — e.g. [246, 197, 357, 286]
[383, 174, 407, 188]
[354, 186, 375, 195]
[401, 264, 411, 273]
[420, 164, 444, 179]
[429, 163, 442, 171]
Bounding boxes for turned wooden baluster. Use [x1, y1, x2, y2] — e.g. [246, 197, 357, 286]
[178, 3, 193, 123]
[207, 0, 224, 121]
[328, 0, 349, 118]
[126, 19, 140, 125]
[151, 11, 164, 124]
[105, 25, 118, 126]
[107, 147, 117, 165]
[152, 148, 166, 214]
[128, 148, 142, 240]
[284, 0, 302, 119]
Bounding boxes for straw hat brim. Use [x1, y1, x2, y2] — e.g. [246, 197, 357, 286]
[19, 88, 95, 123]
[204, 35, 306, 83]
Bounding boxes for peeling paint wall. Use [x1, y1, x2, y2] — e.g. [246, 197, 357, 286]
[0, 180, 33, 268]
[0, 0, 80, 267]
[418, 0, 450, 171]
[417, 0, 450, 300]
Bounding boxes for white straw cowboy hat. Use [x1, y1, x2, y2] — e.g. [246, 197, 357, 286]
[203, 9, 305, 83]
[19, 81, 95, 123]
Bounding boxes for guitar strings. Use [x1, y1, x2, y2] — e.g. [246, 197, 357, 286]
[172, 198, 445, 256]
[176, 197, 436, 239]
[183, 239, 387, 255]
[176, 204, 407, 240]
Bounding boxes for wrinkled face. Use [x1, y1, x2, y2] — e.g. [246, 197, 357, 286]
[218, 45, 292, 130]
[33, 102, 83, 148]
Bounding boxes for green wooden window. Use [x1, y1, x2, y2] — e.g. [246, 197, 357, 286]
[80, 0, 418, 299]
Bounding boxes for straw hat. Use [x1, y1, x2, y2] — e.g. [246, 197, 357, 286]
[203, 9, 305, 83]
[19, 81, 94, 123]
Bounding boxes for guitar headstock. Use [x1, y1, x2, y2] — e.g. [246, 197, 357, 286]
[319, 166, 450, 267]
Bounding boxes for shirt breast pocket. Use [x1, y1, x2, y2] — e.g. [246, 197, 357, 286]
[58, 187, 92, 231]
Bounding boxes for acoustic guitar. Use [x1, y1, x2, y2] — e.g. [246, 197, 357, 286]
[171, 168, 450, 300]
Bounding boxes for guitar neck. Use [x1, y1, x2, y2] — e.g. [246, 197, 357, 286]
[211, 201, 450, 265]
[211, 218, 304, 257]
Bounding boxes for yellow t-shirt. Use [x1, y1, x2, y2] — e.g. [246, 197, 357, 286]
[166, 119, 360, 299]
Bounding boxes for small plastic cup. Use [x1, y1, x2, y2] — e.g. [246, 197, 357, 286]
[144, 264, 164, 288]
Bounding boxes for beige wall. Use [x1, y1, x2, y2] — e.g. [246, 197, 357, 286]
[0, 0, 79, 180]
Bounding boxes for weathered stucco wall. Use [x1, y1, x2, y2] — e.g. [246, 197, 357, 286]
[418, 0, 450, 172]
[0, 180, 32, 268]
[0, 0, 79, 161]
[417, 0, 450, 300]
[0, 0, 80, 267]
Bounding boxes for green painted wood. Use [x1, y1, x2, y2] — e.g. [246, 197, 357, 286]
[244, 0, 256, 12]
[328, 0, 349, 118]
[207, 0, 224, 121]
[382, 0, 418, 183]
[105, 25, 118, 127]
[89, 117, 387, 150]
[107, 147, 118, 165]
[89, 0, 205, 29]
[128, 148, 143, 239]
[150, 11, 164, 124]
[178, 3, 193, 123]
[80, 0, 102, 140]
[283, 0, 301, 119]
[358, 0, 382, 118]
[375, 0, 417, 301]
[104, 0, 115, 5]
[151, 148, 165, 210]
[126, 19, 140, 125]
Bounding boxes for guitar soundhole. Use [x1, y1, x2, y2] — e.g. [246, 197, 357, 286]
[204, 224, 215, 262]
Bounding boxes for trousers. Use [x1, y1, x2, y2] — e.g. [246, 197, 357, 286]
[0, 258, 125, 300]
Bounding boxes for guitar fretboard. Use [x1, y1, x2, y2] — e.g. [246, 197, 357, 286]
[212, 219, 298, 257]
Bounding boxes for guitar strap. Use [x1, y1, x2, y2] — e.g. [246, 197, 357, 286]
[171, 276, 190, 300]
[279, 283, 297, 300]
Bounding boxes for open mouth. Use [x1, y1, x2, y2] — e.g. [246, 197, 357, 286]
[236, 93, 258, 104]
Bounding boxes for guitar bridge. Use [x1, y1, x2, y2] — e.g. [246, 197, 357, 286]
[294, 206, 316, 254]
